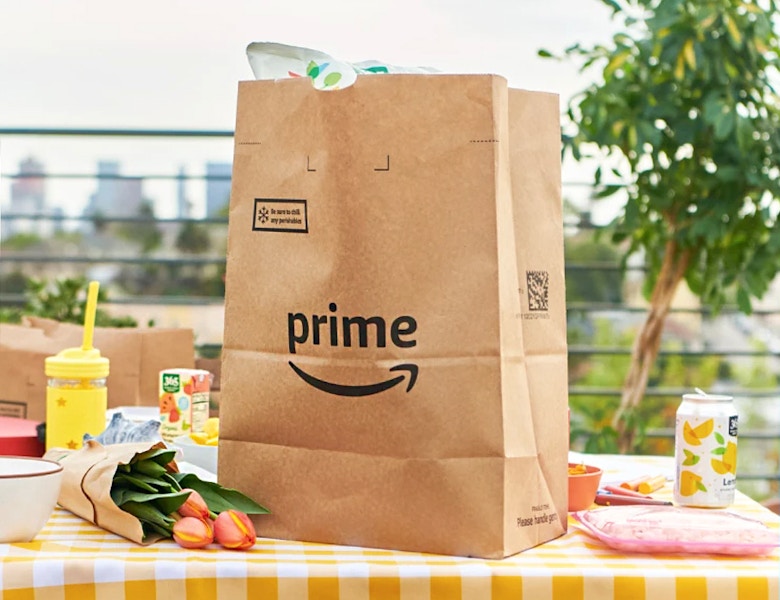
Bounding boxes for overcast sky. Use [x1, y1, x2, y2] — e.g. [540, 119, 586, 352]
[0, 0, 618, 216]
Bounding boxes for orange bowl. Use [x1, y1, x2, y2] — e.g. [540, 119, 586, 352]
[568, 463, 603, 511]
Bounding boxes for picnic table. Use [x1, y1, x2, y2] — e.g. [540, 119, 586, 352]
[1, 453, 777, 600]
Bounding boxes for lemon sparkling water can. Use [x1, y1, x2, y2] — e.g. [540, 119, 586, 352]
[674, 392, 738, 507]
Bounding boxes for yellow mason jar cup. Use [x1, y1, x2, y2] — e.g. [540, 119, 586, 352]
[44, 281, 110, 451]
[45, 346, 109, 450]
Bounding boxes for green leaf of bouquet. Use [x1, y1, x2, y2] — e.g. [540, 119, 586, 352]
[124, 471, 173, 490]
[132, 447, 177, 466]
[714, 432, 725, 445]
[111, 488, 191, 516]
[712, 447, 726, 455]
[153, 492, 193, 516]
[114, 471, 159, 493]
[324, 72, 342, 87]
[120, 501, 176, 530]
[172, 473, 270, 515]
[161, 472, 183, 492]
[144, 520, 173, 539]
[696, 481, 707, 492]
[131, 459, 169, 479]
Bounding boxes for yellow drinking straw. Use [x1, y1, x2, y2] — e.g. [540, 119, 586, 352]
[82, 281, 99, 351]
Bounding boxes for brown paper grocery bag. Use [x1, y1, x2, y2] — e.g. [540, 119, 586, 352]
[219, 74, 569, 558]
[0, 317, 195, 422]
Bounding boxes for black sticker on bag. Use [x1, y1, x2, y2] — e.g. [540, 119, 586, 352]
[253, 199, 308, 233]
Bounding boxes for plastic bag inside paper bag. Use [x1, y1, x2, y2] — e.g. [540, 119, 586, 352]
[246, 42, 438, 90]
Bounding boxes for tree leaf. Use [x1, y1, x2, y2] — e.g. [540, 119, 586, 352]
[736, 286, 753, 314]
[599, 0, 622, 15]
[713, 111, 736, 140]
[674, 52, 686, 80]
[702, 94, 724, 124]
[724, 15, 743, 47]
[595, 184, 623, 198]
[682, 39, 696, 70]
[605, 51, 630, 77]
[699, 12, 718, 29]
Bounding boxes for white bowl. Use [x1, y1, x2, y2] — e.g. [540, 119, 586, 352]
[0, 456, 63, 542]
[170, 436, 218, 475]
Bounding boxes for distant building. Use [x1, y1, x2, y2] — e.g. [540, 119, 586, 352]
[205, 162, 232, 217]
[83, 161, 144, 221]
[1, 156, 61, 240]
[177, 166, 191, 219]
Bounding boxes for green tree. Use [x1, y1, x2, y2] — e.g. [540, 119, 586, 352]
[565, 234, 625, 304]
[91, 210, 108, 234]
[0, 232, 43, 251]
[0, 276, 138, 327]
[545, 0, 780, 451]
[569, 318, 722, 455]
[175, 221, 212, 254]
[118, 202, 162, 254]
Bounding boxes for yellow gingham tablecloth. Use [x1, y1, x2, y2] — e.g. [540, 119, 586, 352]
[1, 454, 777, 600]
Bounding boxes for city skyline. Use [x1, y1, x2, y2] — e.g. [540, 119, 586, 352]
[2, 155, 233, 237]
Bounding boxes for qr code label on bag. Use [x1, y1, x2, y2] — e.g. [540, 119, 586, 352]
[526, 270, 549, 312]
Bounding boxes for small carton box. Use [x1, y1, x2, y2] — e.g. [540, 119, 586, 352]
[158, 369, 211, 442]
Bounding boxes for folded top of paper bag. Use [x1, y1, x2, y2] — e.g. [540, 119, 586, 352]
[246, 42, 438, 90]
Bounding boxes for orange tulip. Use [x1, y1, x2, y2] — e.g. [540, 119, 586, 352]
[214, 509, 257, 550]
[172, 516, 214, 549]
[178, 489, 211, 520]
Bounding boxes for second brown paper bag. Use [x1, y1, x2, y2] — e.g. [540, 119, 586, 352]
[0, 317, 195, 422]
[219, 74, 569, 558]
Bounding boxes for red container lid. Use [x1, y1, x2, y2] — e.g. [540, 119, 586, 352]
[0, 416, 45, 457]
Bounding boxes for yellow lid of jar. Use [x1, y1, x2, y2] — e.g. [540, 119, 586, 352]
[45, 346, 110, 380]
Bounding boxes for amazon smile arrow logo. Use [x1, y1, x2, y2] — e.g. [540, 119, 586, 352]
[288, 362, 418, 397]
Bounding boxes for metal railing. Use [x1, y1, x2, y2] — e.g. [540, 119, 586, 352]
[2, 127, 778, 493]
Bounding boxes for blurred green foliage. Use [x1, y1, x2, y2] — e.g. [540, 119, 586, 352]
[0, 276, 138, 327]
